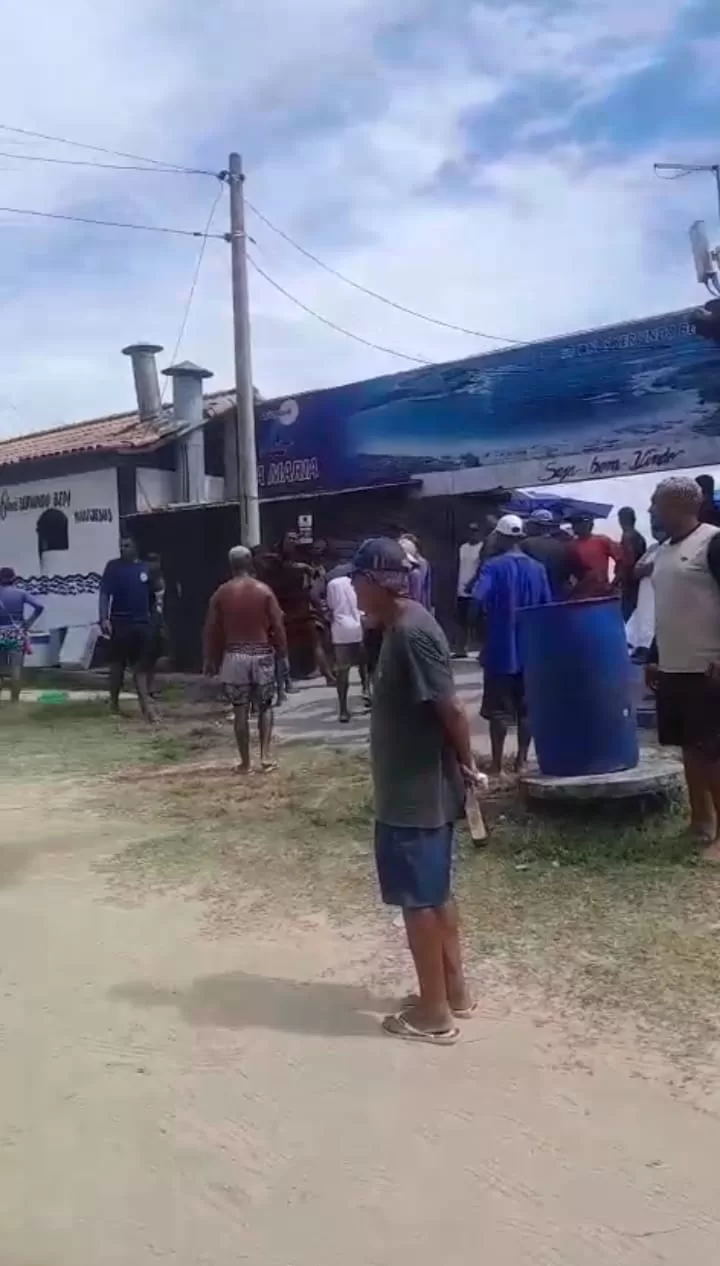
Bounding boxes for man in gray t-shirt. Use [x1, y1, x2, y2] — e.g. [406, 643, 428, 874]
[352, 537, 485, 1047]
[371, 603, 465, 830]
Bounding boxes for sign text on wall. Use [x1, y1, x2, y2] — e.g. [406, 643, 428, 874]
[73, 507, 113, 524]
[0, 487, 71, 520]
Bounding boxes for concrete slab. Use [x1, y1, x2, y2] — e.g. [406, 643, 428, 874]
[273, 657, 489, 752]
[520, 749, 683, 802]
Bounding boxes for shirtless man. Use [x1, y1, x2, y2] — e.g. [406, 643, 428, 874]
[203, 545, 288, 772]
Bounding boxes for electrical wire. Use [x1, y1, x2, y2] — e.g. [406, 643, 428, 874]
[0, 203, 227, 239]
[654, 169, 695, 181]
[0, 122, 215, 176]
[246, 200, 522, 345]
[161, 181, 225, 401]
[0, 148, 203, 174]
[247, 253, 432, 365]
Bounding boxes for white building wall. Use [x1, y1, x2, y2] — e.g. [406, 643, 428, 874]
[206, 475, 225, 502]
[135, 466, 175, 511]
[0, 467, 119, 630]
[135, 466, 225, 510]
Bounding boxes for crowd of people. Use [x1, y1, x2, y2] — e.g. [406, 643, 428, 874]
[4, 472, 720, 1042]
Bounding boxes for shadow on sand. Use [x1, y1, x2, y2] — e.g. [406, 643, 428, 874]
[111, 971, 397, 1040]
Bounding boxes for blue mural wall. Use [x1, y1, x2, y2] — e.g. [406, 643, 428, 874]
[256, 308, 720, 496]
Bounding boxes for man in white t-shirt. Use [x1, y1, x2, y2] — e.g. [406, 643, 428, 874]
[455, 524, 483, 656]
[648, 476, 720, 861]
[326, 569, 371, 722]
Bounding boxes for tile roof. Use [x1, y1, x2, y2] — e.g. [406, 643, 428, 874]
[0, 390, 235, 470]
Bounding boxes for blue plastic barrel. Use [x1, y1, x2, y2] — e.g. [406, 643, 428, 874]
[518, 598, 638, 777]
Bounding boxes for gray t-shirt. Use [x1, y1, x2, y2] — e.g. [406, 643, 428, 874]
[370, 603, 465, 829]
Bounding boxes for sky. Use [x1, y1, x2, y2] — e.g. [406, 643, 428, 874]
[0, 0, 719, 521]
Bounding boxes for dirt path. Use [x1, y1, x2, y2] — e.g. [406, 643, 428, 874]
[2, 777, 720, 1265]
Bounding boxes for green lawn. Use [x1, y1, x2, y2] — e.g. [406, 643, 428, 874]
[2, 702, 719, 1062]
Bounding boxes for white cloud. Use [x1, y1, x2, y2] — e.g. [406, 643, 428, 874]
[0, 0, 711, 441]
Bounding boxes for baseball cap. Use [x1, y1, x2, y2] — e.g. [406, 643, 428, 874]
[495, 513, 525, 538]
[351, 537, 412, 573]
[527, 508, 554, 525]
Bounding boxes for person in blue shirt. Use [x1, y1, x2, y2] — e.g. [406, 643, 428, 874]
[99, 536, 155, 721]
[471, 514, 551, 775]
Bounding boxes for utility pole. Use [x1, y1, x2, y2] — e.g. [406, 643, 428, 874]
[227, 151, 260, 546]
[654, 162, 720, 224]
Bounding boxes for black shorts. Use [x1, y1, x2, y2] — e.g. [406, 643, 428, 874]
[456, 596, 473, 628]
[656, 672, 720, 757]
[481, 672, 527, 725]
[109, 623, 152, 671]
[363, 627, 383, 674]
[144, 625, 166, 670]
[333, 641, 365, 669]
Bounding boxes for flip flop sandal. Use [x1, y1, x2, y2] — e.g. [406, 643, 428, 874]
[382, 1012, 460, 1046]
[402, 993, 478, 1020]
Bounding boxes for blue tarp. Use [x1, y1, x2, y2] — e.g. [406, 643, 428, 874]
[506, 491, 612, 519]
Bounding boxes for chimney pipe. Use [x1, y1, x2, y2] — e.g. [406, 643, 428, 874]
[122, 343, 163, 424]
[162, 359, 213, 503]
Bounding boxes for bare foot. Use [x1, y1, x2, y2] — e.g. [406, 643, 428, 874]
[236, 763, 251, 776]
[259, 759, 278, 773]
[701, 839, 720, 863]
[402, 992, 476, 1019]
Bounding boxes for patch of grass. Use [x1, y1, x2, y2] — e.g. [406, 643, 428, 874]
[101, 748, 376, 908]
[22, 699, 112, 724]
[0, 705, 201, 779]
[100, 750, 720, 1057]
[485, 793, 691, 870]
[4, 703, 720, 1061]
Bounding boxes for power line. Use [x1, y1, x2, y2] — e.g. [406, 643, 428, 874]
[247, 253, 432, 365]
[162, 181, 225, 400]
[0, 122, 215, 176]
[0, 148, 204, 174]
[246, 200, 522, 345]
[0, 203, 227, 239]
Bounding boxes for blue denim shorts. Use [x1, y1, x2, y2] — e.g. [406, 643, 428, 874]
[374, 822, 454, 909]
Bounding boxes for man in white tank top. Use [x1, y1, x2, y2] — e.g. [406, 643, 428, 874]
[649, 476, 720, 861]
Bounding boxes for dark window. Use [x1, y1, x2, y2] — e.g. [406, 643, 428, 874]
[37, 507, 69, 554]
[204, 418, 226, 478]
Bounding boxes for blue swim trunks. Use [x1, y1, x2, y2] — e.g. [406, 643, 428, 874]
[374, 822, 454, 909]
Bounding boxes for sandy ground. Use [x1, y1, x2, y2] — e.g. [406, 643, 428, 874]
[2, 777, 720, 1266]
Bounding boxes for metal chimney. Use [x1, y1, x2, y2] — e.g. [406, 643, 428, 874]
[122, 343, 164, 424]
[162, 359, 213, 503]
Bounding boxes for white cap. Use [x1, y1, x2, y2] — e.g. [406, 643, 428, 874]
[495, 513, 525, 538]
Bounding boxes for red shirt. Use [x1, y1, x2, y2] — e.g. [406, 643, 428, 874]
[572, 535, 622, 597]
